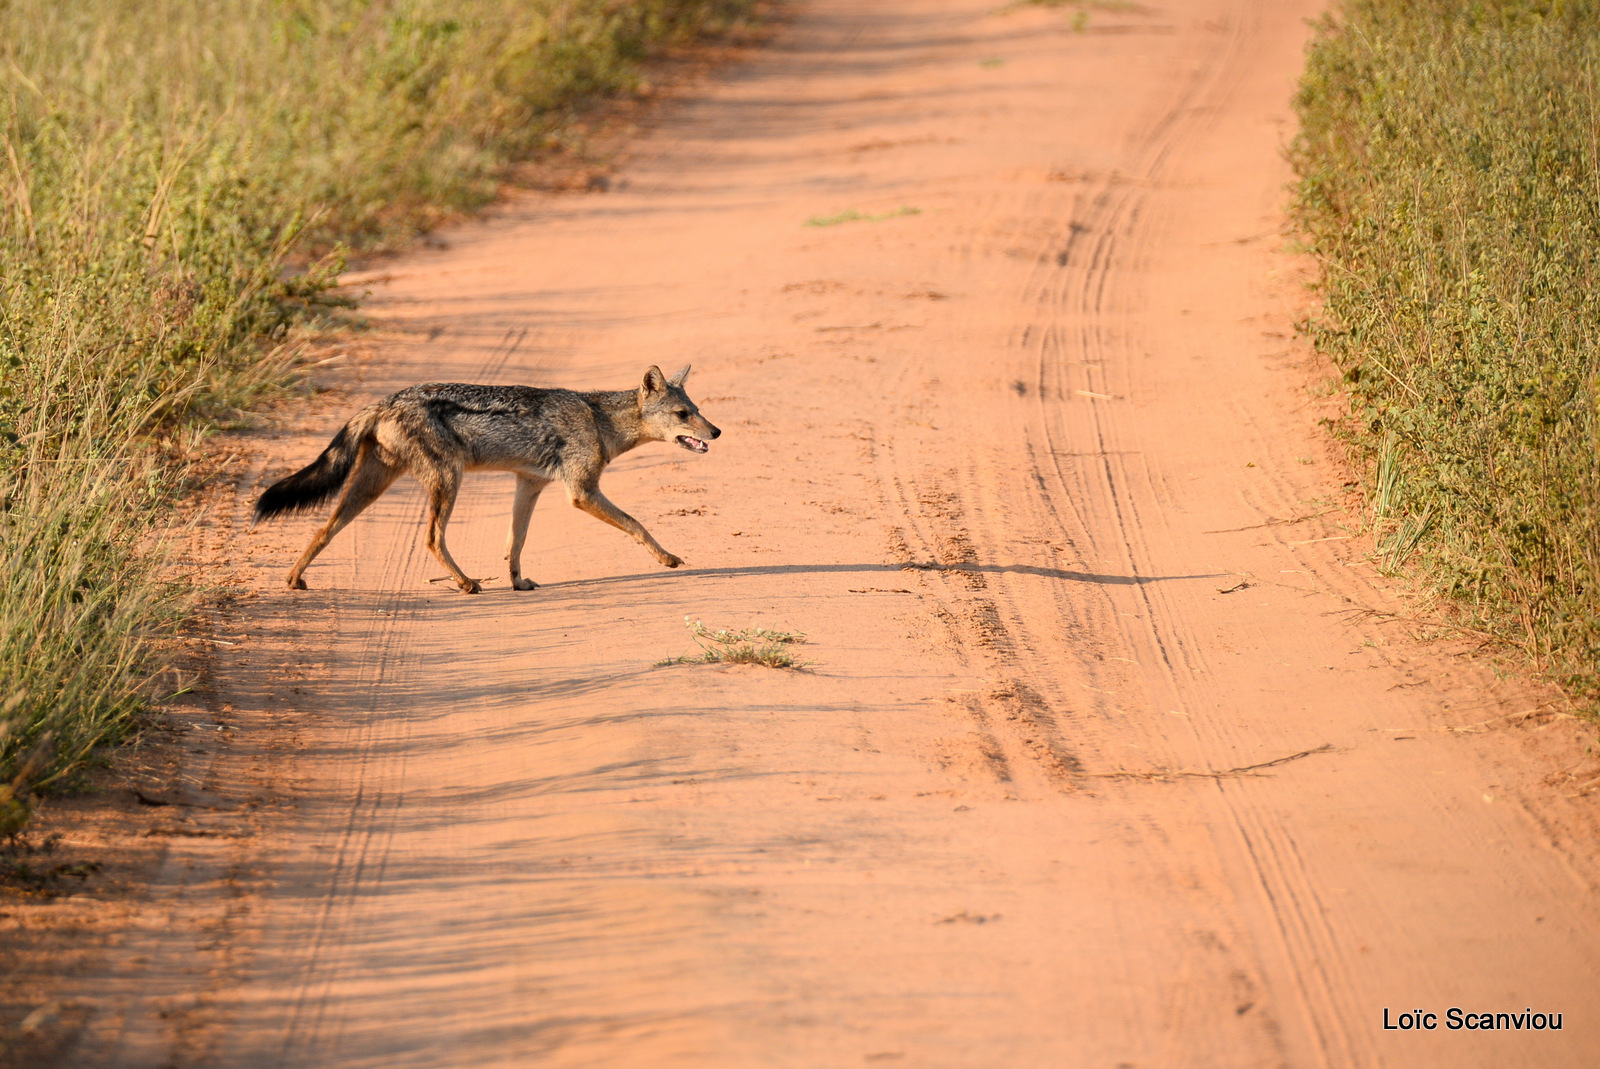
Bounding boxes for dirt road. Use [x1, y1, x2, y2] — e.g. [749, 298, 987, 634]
[63, 1, 1600, 1065]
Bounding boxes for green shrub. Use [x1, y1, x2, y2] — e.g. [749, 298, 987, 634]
[1293, 0, 1600, 700]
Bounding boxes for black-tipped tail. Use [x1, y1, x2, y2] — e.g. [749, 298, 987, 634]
[254, 425, 359, 523]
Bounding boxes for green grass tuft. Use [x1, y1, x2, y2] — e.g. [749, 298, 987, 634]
[993, 0, 1138, 16]
[657, 617, 809, 669]
[804, 206, 921, 228]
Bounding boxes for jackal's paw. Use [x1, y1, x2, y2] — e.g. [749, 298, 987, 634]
[459, 579, 482, 594]
[512, 578, 538, 591]
[288, 576, 308, 590]
[659, 553, 685, 569]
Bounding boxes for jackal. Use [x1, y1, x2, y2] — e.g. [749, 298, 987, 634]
[253, 365, 720, 593]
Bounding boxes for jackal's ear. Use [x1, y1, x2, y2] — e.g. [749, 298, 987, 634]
[641, 365, 668, 397]
[668, 364, 692, 387]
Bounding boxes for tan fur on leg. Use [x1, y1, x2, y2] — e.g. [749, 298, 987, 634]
[286, 446, 399, 589]
[569, 483, 683, 568]
[505, 474, 546, 590]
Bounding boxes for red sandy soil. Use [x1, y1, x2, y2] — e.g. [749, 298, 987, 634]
[7, 1, 1600, 1066]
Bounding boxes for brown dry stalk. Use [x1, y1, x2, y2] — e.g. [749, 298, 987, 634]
[1084, 742, 1337, 782]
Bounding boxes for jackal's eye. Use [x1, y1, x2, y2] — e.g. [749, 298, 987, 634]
[674, 409, 689, 419]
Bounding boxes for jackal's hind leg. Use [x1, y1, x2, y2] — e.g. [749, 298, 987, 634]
[505, 475, 545, 591]
[286, 447, 399, 590]
[422, 469, 478, 594]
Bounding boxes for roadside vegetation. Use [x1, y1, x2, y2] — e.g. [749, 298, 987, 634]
[0, 0, 755, 829]
[1292, 0, 1600, 703]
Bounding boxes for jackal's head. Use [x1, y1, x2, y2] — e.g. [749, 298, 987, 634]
[638, 365, 721, 454]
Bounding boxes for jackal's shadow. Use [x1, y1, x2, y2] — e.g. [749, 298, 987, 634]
[532, 561, 1225, 591]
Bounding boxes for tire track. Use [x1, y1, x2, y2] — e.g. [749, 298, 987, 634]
[987, 1, 1373, 1062]
[870, 0, 1377, 1061]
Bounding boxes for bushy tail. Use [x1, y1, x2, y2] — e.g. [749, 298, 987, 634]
[253, 409, 376, 523]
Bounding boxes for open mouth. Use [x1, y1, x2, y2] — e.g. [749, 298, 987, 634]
[676, 435, 709, 454]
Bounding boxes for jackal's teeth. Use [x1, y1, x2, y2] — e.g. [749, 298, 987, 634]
[676, 435, 709, 454]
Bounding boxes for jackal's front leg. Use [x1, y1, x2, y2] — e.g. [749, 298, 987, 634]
[505, 475, 544, 591]
[570, 485, 683, 568]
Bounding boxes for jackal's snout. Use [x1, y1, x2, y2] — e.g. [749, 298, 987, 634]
[673, 413, 719, 454]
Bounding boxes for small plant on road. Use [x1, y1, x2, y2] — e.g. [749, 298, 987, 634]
[657, 617, 809, 669]
[804, 206, 920, 228]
